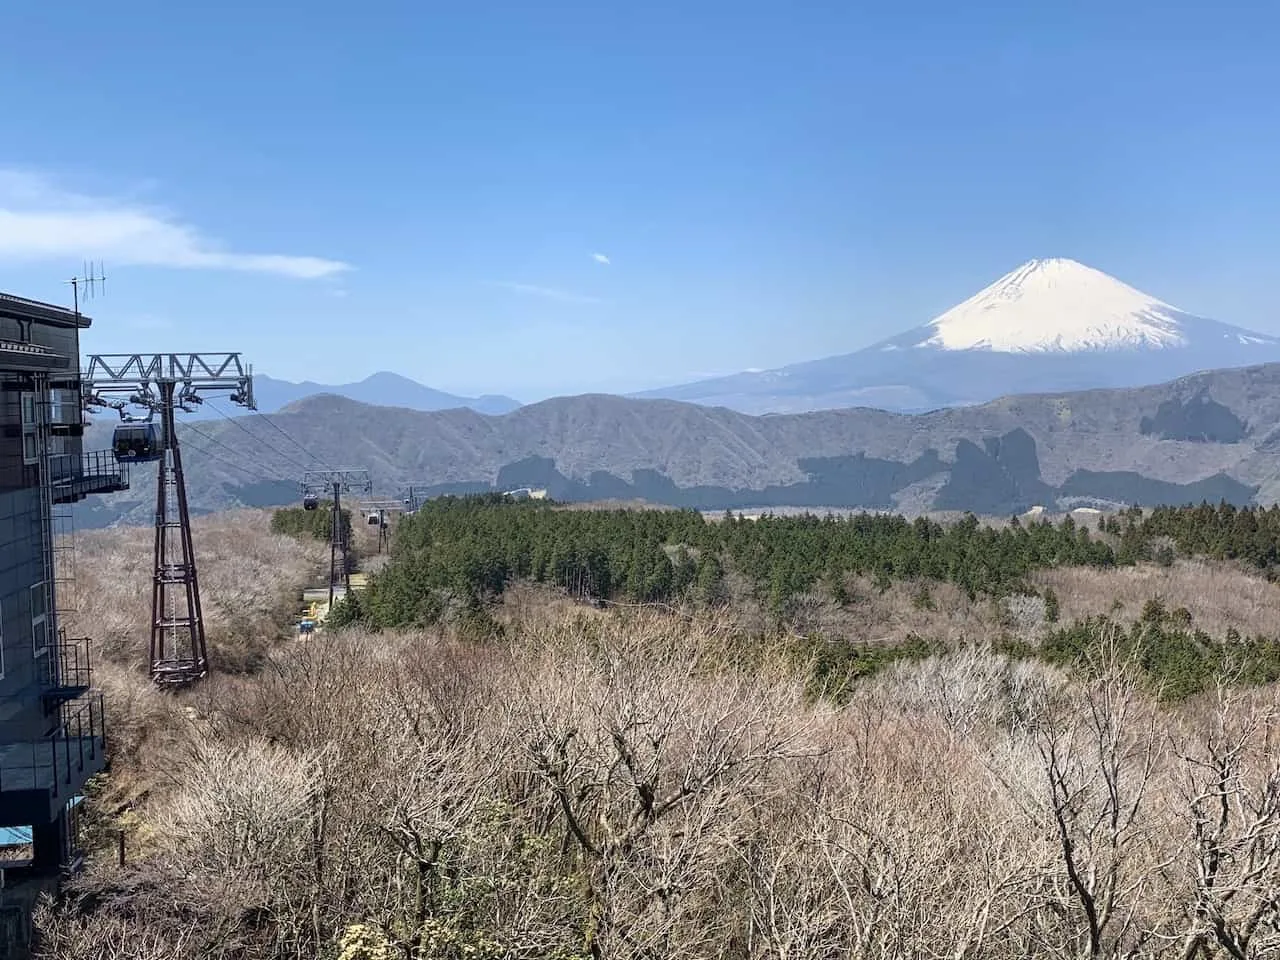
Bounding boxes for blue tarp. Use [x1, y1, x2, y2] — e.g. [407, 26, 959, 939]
[0, 826, 32, 846]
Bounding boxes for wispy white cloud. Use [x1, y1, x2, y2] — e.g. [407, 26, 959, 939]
[0, 168, 350, 279]
[494, 281, 602, 304]
[591, 252, 611, 265]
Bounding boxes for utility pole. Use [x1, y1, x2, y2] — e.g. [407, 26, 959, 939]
[82, 353, 255, 685]
[301, 469, 372, 608]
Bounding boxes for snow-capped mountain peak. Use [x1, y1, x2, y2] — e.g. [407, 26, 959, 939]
[634, 255, 1280, 415]
[916, 257, 1191, 353]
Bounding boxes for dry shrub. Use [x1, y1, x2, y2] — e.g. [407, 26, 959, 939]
[1158, 684, 1280, 955]
[64, 509, 327, 673]
[505, 611, 822, 957]
[35, 574, 1280, 958]
[1034, 559, 1280, 637]
[58, 510, 327, 866]
[32, 906, 196, 960]
[746, 575, 1016, 648]
[867, 644, 1068, 735]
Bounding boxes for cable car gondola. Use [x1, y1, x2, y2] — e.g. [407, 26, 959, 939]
[302, 493, 319, 511]
[112, 422, 163, 463]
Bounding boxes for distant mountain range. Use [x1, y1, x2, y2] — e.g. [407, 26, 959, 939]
[253, 372, 521, 416]
[174, 371, 522, 419]
[74, 360, 1280, 529]
[634, 258, 1280, 414]
[144, 259, 1276, 427]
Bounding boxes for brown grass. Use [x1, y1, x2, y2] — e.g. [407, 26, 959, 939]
[59, 510, 328, 850]
[501, 555, 1280, 650]
[64, 509, 328, 674]
[792, 575, 1008, 643]
[1032, 558, 1280, 637]
[735, 559, 1280, 647]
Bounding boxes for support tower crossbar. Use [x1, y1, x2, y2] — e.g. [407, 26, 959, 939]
[82, 353, 254, 403]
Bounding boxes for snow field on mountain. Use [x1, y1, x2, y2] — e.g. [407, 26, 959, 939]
[918, 258, 1191, 353]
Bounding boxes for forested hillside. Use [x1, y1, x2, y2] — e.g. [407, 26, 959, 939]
[325, 496, 1280, 701]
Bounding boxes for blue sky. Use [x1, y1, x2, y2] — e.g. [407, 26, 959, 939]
[1, 0, 1277, 401]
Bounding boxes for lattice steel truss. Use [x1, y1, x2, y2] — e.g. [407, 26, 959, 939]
[82, 353, 255, 685]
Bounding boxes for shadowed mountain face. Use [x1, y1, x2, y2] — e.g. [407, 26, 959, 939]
[73, 362, 1280, 528]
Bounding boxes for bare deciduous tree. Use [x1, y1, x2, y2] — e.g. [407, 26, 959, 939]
[1172, 687, 1280, 959]
[520, 615, 819, 958]
[1029, 639, 1163, 957]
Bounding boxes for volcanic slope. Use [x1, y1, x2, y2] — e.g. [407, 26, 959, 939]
[636, 258, 1280, 413]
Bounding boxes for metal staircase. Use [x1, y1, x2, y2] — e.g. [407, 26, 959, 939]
[33, 376, 60, 686]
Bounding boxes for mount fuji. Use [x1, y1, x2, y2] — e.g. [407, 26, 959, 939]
[637, 258, 1280, 414]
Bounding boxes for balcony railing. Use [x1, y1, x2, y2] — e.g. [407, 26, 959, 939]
[0, 695, 106, 820]
[50, 450, 128, 504]
[36, 633, 93, 706]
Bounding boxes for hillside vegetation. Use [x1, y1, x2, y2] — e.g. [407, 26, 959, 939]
[57, 511, 329, 820]
[35, 500, 1280, 959]
[75, 361, 1280, 528]
[335, 496, 1280, 701]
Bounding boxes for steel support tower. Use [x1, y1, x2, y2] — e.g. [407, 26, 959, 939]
[400, 481, 436, 514]
[82, 354, 255, 685]
[301, 469, 372, 607]
[359, 498, 408, 553]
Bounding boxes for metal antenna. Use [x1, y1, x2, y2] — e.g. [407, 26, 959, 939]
[68, 261, 107, 317]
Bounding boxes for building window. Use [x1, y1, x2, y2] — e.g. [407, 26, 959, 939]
[0, 597, 5, 680]
[21, 391, 40, 464]
[31, 583, 48, 659]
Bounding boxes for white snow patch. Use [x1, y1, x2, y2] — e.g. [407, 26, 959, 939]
[917, 258, 1191, 353]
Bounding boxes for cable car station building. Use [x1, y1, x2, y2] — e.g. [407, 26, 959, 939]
[0, 291, 127, 955]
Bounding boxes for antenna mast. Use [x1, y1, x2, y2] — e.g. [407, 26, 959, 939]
[68, 261, 107, 318]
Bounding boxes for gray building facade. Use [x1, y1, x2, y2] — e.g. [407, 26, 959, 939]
[0, 292, 128, 956]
